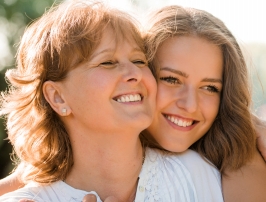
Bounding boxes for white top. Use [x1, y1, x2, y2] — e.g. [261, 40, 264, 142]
[0, 148, 223, 202]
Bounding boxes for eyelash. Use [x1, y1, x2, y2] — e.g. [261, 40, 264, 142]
[100, 60, 147, 68]
[160, 76, 181, 85]
[134, 60, 145, 64]
[204, 85, 220, 93]
[160, 76, 220, 93]
[100, 61, 115, 66]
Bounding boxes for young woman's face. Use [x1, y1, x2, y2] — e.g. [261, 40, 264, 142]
[60, 28, 157, 134]
[147, 36, 223, 152]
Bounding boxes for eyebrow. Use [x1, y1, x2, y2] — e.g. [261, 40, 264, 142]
[160, 67, 188, 78]
[201, 78, 223, 84]
[90, 47, 143, 60]
[160, 67, 223, 84]
[90, 49, 115, 60]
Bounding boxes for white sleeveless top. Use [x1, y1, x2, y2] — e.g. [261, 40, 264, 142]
[0, 148, 223, 202]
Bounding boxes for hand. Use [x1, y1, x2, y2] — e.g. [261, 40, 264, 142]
[253, 115, 266, 161]
[83, 194, 120, 202]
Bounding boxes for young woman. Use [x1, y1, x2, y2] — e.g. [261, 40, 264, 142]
[0, 1, 223, 201]
[143, 5, 266, 201]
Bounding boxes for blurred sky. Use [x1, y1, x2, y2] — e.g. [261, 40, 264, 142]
[106, 0, 266, 44]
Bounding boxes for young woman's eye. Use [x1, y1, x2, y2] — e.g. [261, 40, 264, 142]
[203, 85, 220, 93]
[160, 76, 181, 85]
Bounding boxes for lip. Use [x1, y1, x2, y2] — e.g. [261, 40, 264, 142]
[162, 113, 199, 131]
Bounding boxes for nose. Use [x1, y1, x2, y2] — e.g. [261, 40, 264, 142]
[121, 62, 143, 84]
[176, 85, 198, 113]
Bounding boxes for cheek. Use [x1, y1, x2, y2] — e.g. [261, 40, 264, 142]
[156, 84, 175, 109]
[202, 95, 220, 121]
[143, 68, 157, 94]
[76, 74, 111, 105]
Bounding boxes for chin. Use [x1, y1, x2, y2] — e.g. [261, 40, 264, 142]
[161, 141, 191, 153]
[128, 117, 153, 132]
[137, 114, 154, 127]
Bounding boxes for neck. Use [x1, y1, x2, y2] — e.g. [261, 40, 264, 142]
[65, 128, 144, 201]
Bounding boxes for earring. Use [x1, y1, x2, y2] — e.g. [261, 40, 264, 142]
[62, 108, 67, 116]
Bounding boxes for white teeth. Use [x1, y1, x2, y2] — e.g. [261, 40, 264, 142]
[186, 121, 193, 126]
[166, 115, 193, 127]
[171, 116, 174, 122]
[116, 94, 142, 103]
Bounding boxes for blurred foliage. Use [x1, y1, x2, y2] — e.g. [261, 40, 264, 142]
[0, 0, 58, 179]
[247, 44, 266, 112]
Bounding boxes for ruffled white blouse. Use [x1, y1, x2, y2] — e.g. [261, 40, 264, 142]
[0, 148, 223, 202]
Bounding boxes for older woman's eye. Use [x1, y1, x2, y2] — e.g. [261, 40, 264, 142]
[132, 60, 147, 67]
[99, 61, 117, 68]
[160, 76, 181, 85]
[101, 61, 114, 65]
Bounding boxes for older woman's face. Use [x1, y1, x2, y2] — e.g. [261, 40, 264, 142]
[147, 36, 223, 152]
[59, 27, 157, 134]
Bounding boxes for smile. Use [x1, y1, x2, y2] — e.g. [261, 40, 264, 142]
[114, 94, 142, 103]
[164, 114, 194, 127]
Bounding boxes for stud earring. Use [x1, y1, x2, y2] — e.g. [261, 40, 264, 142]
[62, 108, 67, 116]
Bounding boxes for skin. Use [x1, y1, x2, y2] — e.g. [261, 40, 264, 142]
[254, 116, 266, 160]
[222, 150, 266, 202]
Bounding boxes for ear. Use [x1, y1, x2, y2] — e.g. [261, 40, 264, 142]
[43, 81, 71, 116]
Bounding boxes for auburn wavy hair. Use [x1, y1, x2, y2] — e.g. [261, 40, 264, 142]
[0, 0, 144, 184]
[143, 5, 257, 173]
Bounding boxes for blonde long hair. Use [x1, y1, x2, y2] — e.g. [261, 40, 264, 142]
[0, 0, 144, 184]
[144, 5, 256, 172]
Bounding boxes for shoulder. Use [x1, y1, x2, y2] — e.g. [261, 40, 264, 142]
[142, 148, 223, 201]
[0, 184, 44, 202]
[223, 149, 266, 202]
[0, 181, 94, 202]
[174, 149, 221, 178]
[147, 148, 219, 175]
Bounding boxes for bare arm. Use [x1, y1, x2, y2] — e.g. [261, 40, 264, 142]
[253, 115, 266, 160]
[222, 149, 266, 202]
[0, 171, 24, 196]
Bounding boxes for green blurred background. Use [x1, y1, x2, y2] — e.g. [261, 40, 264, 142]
[0, 0, 57, 178]
[0, 0, 265, 179]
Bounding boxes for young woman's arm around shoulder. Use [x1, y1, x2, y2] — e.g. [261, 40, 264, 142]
[223, 149, 266, 202]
